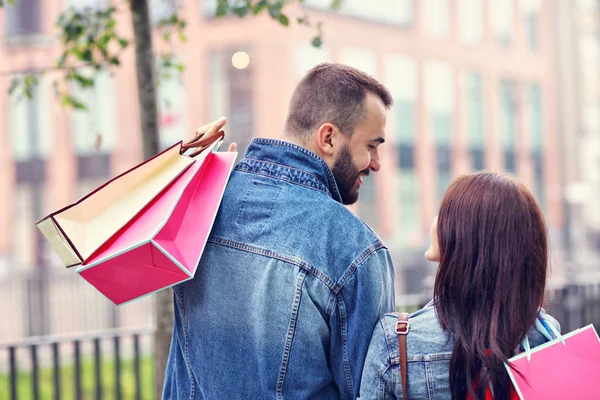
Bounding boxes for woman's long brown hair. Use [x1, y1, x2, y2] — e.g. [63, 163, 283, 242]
[433, 172, 548, 400]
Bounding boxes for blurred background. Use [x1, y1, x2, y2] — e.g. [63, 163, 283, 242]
[0, 0, 599, 398]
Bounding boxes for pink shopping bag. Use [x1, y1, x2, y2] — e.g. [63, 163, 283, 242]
[76, 139, 237, 305]
[506, 323, 600, 399]
[37, 142, 195, 268]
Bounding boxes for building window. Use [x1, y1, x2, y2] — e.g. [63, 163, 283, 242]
[341, 47, 378, 229]
[71, 71, 116, 155]
[158, 69, 188, 149]
[6, 0, 41, 37]
[207, 49, 254, 155]
[294, 42, 332, 80]
[530, 84, 544, 208]
[423, 0, 450, 38]
[457, 0, 483, 45]
[425, 61, 454, 202]
[385, 55, 420, 245]
[70, 71, 114, 180]
[466, 72, 485, 170]
[65, 0, 108, 9]
[303, 0, 412, 26]
[500, 80, 517, 173]
[520, 0, 541, 52]
[9, 78, 52, 161]
[490, 0, 514, 47]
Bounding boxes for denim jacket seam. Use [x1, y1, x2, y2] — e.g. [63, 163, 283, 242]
[379, 362, 392, 400]
[425, 362, 435, 400]
[337, 294, 354, 396]
[335, 243, 386, 292]
[248, 138, 342, 200]
[207, 237, 337, 290]
[234, 163, 332, 197]
[242, 157, 330, 190]
[176, 285, 195, 400]
[276, 270, 307, 399]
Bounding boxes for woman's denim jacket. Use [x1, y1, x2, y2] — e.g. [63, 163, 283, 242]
[359, 301, 560, 400]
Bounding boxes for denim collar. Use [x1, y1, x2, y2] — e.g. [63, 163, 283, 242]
[239, 138, 343, 203]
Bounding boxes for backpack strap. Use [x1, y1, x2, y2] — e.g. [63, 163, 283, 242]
[396, 312, 410, 399]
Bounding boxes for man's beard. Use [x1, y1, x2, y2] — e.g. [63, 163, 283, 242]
[331, 144, 369, 205]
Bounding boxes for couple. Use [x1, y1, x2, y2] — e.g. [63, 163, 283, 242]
[162, 63, 559, 400]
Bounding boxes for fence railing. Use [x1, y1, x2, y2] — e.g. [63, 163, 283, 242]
[0, 269, 154, 341]
[1, 277, 600, 399]
[0, 327, 155, 400]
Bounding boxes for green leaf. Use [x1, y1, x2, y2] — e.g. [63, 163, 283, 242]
[178, 31, 187, 43]
[253, 0, 268, 15]
[57, 53, 68, 68]
[268, 2, 283, 18]
[232, 6, 248, 18]
[277, 14, 289, 26]
[61, 94, 87, 110]
[311, 36, 323, 48]
[8, 78, 20, 95]
[106, 18, 116, 29]
[330, 0, 342, 9]
[81, 48, 93, 62]
[72, 72, 95, 88]
[118, 38, 129, 48]
[109, 57, 120, 66]
[162, 31, 171, 41]
[215, 3, 228, 17]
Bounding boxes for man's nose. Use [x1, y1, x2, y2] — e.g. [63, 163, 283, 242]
[369, 155, 381, 172]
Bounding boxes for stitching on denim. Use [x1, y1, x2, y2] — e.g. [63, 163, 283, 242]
[234, 167, 330, 196]
[243, 157, 326, 185]
[208, 237, 336, 290]
[235, 159, 331, 196]
[425, 361, 435, 400]
[337, 294, 354, 396]
[276, 270, 306, 399]
[247, 138, 342, 200]
[176, 285, 195, 400]
[325, 292, 337, 315]
[379, 362, 391, 400]
[335, 243, 386, 291]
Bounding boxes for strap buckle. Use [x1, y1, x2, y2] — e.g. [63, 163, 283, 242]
[395, 320, 410, 335]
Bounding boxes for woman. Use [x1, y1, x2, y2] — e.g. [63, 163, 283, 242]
[359, 172, 560, 400]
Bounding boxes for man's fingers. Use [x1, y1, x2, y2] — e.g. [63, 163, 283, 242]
[228, 142, 237, 152]
[189, 117, 227, 144]
[202, 117, 227, 138]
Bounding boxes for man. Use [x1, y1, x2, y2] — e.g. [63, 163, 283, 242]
[163, 63, 395, 399]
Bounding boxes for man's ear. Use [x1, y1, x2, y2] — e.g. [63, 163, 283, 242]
[316, 123, 339, 157]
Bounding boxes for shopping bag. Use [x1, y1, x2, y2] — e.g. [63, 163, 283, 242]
[76, 139, 237, 305]
[505, 322, 600, 399]
[36, 142, 195, 267]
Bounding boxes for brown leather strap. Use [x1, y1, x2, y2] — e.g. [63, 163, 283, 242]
[396, 312, 410, 400]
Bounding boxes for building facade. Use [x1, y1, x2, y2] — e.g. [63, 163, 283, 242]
[1, 0, 566, 303]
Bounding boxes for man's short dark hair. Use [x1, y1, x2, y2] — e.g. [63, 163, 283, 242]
[284, 63, 393, 140]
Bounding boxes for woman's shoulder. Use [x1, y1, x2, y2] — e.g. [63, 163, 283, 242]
[526, 310, 561, 348]
[377, 302, 453, 360]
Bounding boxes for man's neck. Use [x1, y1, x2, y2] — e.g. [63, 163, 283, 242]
[280, 132, 321, 158]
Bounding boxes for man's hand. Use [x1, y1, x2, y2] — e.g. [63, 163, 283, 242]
[183, 117, 237, 157]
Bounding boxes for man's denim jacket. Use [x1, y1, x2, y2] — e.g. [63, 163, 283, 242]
[359, 302, 561, 399]
[163, 138, 396, 399]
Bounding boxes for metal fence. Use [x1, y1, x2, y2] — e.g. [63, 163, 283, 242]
[1, 271, 600, 399]
[0, 327, 155, 400]
[0, 269, 154, 342]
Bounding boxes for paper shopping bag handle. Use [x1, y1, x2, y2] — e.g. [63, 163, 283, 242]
[181, 128, 225, 157]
